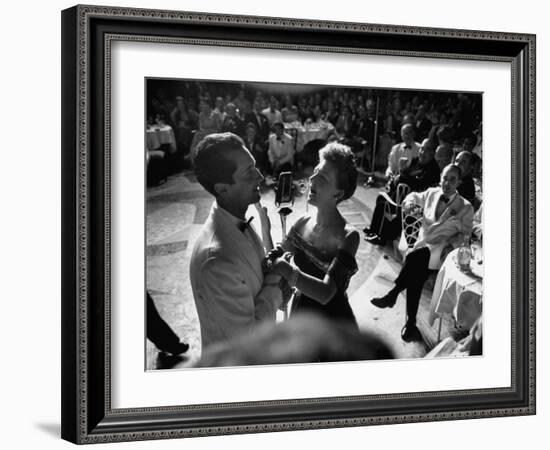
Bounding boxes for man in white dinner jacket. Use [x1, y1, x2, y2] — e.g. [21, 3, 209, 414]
[371, 164, 474, 342]
[385, 123, 421, 179]
[189, 132, 282, 352]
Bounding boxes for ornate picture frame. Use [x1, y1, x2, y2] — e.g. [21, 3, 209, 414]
[61, 4, 535, 444]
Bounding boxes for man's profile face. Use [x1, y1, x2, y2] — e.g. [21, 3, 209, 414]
[440, 166, 461, 197]
[220, 147, 263, 207]
[253, 99, 262, 112]
[226, 104, 236, 117]
[418, 146, 434, 165]
[455, 152, 472, 176]
[435, 145, 453, 170]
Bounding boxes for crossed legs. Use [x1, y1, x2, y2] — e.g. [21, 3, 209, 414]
[371, 247, 431, 341]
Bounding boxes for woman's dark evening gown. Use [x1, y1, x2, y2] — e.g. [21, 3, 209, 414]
[286, 225, 359, 329]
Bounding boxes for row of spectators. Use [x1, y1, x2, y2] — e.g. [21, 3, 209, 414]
[146, 81, 482, 182]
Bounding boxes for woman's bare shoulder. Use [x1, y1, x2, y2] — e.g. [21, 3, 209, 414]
[342, 226, 360, 256]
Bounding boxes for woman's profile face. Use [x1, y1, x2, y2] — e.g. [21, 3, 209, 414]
[308, 160, 340, 206]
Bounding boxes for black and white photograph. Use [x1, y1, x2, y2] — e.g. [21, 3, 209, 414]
[145, 79, 484, 370]
[54, 1, 538, 445]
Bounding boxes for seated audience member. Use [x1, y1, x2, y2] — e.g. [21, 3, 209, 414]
[414, 104, 433, 141]
[281, 94, 300, 123]
[262, 96, 283, 128]
[472, 126, 483, 159]
[197, 312, 394, 367]
[212, 96, 225, 122]
[221, 102, 245, 138]
[454, 150, 477, 208]
[364, 141, 440, 245]
[436, 124, 454, 148]
[394, 140, 440, 192]
[170, 96, 198, 157]
[462, 132, 477, 153]
[401, 113, 415, 126]
[335, 106, 353, 138]
[385, 123, 421, 180]
[244, 122, 269, 176]
[370, 164, 474, 342]
[190, 98, 222, 155]
[470, 151, 483, 181]
[434, 144, 454, 171]
[267, 122, 295, 177]
[233, 89, 251, 115]
[244, 98, 270, 141]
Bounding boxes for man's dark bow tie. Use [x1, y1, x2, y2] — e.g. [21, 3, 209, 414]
[440, 196, 450, 204]
[404, 144, 411, 149]
[239, 216, 254, 232]
[276, 137, 283, 142]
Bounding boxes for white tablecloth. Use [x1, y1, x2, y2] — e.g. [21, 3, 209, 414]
[284, 122, 334, 151]
[146, 125, 176, 152]
[428, 248, 483, 330]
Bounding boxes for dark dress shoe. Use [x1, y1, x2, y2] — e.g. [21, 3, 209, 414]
[364, 234, 386, 246]
[162, 341, 189, 356]
[371, 291, 398, 308]
[401, 323, 422, 342]
[364, 230, 377, 239]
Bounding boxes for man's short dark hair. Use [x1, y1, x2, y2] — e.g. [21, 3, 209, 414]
[193, 132, 245, 196]
[436, 125, 454, 144]
[444, 163, 462, 179]
[401, 123, 415, 134]
[319, 142, 358, 203]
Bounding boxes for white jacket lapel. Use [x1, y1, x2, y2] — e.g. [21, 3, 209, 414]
[213, 208, 264, 284]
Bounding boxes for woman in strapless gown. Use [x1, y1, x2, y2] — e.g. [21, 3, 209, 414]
[285, 219, 358, 327]
[270, 142, 360, 329]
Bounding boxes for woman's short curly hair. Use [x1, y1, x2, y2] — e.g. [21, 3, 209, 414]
[318, 142, 358, 203]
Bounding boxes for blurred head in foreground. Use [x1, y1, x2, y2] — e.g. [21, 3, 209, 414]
[197, 313, 394, 367]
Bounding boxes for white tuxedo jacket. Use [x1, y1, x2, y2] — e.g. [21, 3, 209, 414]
[399, 187, 474, 270]
[189, 203, 281, 350]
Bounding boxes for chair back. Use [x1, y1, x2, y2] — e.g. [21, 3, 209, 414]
[396, 183, 411, 205]
[398, 202, 423, 253]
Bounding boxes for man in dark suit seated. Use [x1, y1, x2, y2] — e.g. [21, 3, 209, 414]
[364, 142, 440, 245]
[454, 150, 477, 208]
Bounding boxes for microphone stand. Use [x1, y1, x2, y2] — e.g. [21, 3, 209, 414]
[275, 180, 296, 320]
[366, 95, 380, 187]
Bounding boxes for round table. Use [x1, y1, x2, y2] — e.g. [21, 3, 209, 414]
[428, 248, 483, 333]
[284, 121, 334, 152]
[146, 124, 176, 152]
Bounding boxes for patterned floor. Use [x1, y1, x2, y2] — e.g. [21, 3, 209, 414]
[145, 169, 444, 370]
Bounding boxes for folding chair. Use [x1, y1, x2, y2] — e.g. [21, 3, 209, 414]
[376, 183, 411, 259]
[396, 201, 424, 261]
